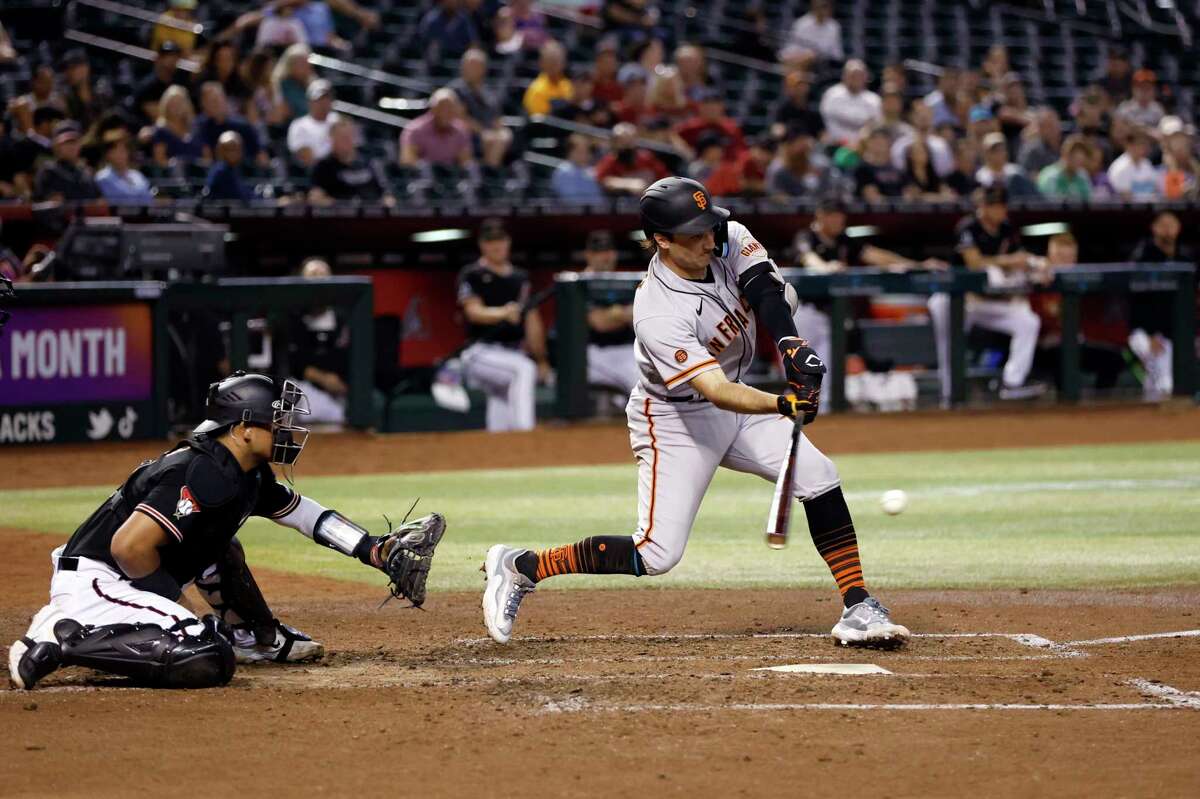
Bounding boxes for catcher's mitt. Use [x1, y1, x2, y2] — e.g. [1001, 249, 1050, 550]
[366, 512, 446, 608]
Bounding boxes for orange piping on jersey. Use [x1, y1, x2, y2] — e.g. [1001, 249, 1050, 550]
[664, 358, 719, 388]
[636, 397, 659, 551]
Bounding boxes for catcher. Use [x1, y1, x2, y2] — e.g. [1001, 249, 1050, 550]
[9, 372, 445, 690]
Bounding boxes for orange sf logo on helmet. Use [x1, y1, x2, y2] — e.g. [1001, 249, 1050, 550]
[693, 191, 707, 210]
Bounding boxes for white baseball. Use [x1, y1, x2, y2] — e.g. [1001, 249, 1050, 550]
[880, 489, 908, 515]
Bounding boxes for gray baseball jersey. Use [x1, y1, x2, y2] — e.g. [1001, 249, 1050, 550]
[633, 221, 785, 398]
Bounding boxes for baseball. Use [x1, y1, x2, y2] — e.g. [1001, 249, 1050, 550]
[880, 489, 908, 515]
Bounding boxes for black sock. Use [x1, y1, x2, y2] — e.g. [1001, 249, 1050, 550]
[517, 537, 643, 583]
[803, 487, 871, 608]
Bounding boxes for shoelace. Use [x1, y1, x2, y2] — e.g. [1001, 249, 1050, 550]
[504, 579, 535, 621]
[860, 597, 891, 622]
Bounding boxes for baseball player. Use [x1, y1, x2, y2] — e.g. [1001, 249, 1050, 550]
[482, 176, 909, 648]
[457, 218, 551, 432]
[9, 372, 445, 690]
[582, 229, 641, 402]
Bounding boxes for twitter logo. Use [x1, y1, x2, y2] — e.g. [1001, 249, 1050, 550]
[87, 408, 114, 440]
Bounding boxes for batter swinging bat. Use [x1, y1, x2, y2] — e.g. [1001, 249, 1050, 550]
[765, 414, 803, 549]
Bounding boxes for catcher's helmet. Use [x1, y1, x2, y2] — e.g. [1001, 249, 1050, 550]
[193, 371, 311, 466]
[639, 176, 731, 255]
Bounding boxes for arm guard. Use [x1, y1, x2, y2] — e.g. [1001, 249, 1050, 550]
[738, 262, 799, 344]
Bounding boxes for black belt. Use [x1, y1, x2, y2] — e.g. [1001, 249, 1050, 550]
[57, 556, 79, 571]
[657, 394, 709, 404]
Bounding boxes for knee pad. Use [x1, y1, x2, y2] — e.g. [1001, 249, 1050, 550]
[57, 616, 235, 689]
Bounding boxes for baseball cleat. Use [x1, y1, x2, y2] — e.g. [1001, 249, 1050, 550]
[481, 544, 535, 645]
[831, 597, 910, 649]
[232, 622, 324, 664]
[9, 636, 63, 690]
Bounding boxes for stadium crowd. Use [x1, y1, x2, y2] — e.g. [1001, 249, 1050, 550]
[0, 0, 1197, 209]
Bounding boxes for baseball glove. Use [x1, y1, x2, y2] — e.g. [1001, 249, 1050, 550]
[366, 512, 446, 608]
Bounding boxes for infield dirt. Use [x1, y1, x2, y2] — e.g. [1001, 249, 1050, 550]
[2, 404, 1198, 797]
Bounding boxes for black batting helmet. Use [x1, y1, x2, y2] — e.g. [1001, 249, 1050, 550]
[639, 176, 731, 255]
[193, 371, 311, 466]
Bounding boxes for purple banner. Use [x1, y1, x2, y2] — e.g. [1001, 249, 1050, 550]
[0, 304, 153, 405]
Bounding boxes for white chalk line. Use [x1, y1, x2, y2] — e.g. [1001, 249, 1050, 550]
[455, 631, 1050, 646]
[1060, 629, 1200, 647]
[445, 652, 1067, 667]
[1127, 679, 1200, 709]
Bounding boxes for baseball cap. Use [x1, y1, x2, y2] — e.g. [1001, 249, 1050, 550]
[617, 63, 648, 86]
[52, 120, 81, 143]
[586, 230, 615, 251]
[1159, 115, 1193, 138]
[478, 218, 509, 241]
[968, 104, 995, 123]
[982, 131, 1007, 150]
[306, 79, 334, 101]
[1133, 68, 1156, 85]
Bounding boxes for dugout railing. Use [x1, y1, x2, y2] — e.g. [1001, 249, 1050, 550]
[2, 277, 374, 444]
[553, 264, 1197, 417]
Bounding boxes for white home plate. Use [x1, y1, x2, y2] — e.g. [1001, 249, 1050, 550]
[752, 663, 892, 675]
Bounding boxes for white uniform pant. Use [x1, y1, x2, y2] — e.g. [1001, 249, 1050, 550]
[1128, 329, 1174, 399]
[792, 302, 835, 385]
[587, 343, 640, 394]
[461, 342, 537, 432]
[627, 392, 841, 575]
[928, 294, 1040, 400]
[22, 546, 204, 645]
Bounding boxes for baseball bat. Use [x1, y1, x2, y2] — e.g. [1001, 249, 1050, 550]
[765, 413, 804, 549]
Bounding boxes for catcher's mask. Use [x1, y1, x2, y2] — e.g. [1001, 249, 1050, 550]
[194, 372, 311, 469]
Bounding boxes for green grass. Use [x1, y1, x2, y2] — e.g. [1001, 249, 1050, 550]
[3, 441, 1199, 592]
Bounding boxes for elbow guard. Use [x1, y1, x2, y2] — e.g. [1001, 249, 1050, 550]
[738, 262, 799, 342]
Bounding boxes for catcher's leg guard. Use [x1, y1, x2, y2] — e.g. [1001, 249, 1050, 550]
[195, 537, 276, 644]
[56, 616, 236, 688]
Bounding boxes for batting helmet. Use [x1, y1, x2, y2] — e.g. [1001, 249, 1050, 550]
[639, 176, 731, 255]
[193, 371, 311, 466]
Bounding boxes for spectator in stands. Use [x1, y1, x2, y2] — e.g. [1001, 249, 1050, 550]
[1096, 45, 1132, 102]
[419, 0, 481, 62]
[242, 48, 288, 127]
[581, 229, 639, 401]
[287, 257, 350, 424]
[1127, 211, 1193, 399]
[95, 132, 154, 204]
[705, 133, 772, 198]
[877, 83, 912, 142]
[33, 121, 100, 202]
[975, 132, 1036, 197]
[675, 89, 745, 159]
[256, 0, 309, 48]
[8, 105, 61, 193]
[646, 66, 693, 125]
[204, 131, 253, 202]
[152, 0, 199, 56]
[287, 79, 338, 168]
[1116, 69, 1164, 130]
[673, 44, 713, 103]
[925, 65, 959, 125]
[400, 88, 474, 168]
[780, 0, 843, 69]
[611, 64, 651, 126]
[510, 0, 549, 51]
[687, 133, 727, 184]
[22, 64, 66, 114]
[966, 103, 1000, 146]
[450, 48, 513, 169]
[60, 50, 106, 131]
[602, 0, 659, 38]
[456, 218, 550, 432]
[594, 122, 668, 195]
[523, 40, 573, 116]
[980, 45, 1010, 93]
[0, 22, 16, 65]
[491, 6, 524, 56]
[1107, 127, 1163, 199]
[150, 85, 204, 167]
[288, 0, 378, 51]
[311, 119, 393, 204]
[765, 128, 833, 199]
[1016, 107, 1062, 178]
[771, 71, 824, 142]
[632, 36, 665, 75]
[996, 73, 1034, 145]
[903, 135, 952, 200]
[1072, 87, 1112, 165]
[551, 133, 604, 201]
[929, 185, 1044, 402]
[1160, 116, 1199, 199]
[819, 60, 881, 145]
[855, 126, 907, 202]
[891, 101, 952, 176]
[195, 42, 250, 116]
[195, 82, 265, 165]
[132, 41, 184, 125]
[272, 43, 315, 121]
[1036, 135, 1092, 201]
[592, 39, 623, 106]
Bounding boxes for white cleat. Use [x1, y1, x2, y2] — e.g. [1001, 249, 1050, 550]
[232, 622, 324, 664]
[831, 597, 910, 649]
[481, 544, 535, 645]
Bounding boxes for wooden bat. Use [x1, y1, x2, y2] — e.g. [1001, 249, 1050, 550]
[765, 414, 804, 549]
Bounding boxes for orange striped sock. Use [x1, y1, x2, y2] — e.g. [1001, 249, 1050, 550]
[804, 488, 870, 607]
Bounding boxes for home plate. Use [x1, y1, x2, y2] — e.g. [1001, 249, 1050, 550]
[752, 663, 892, 675]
